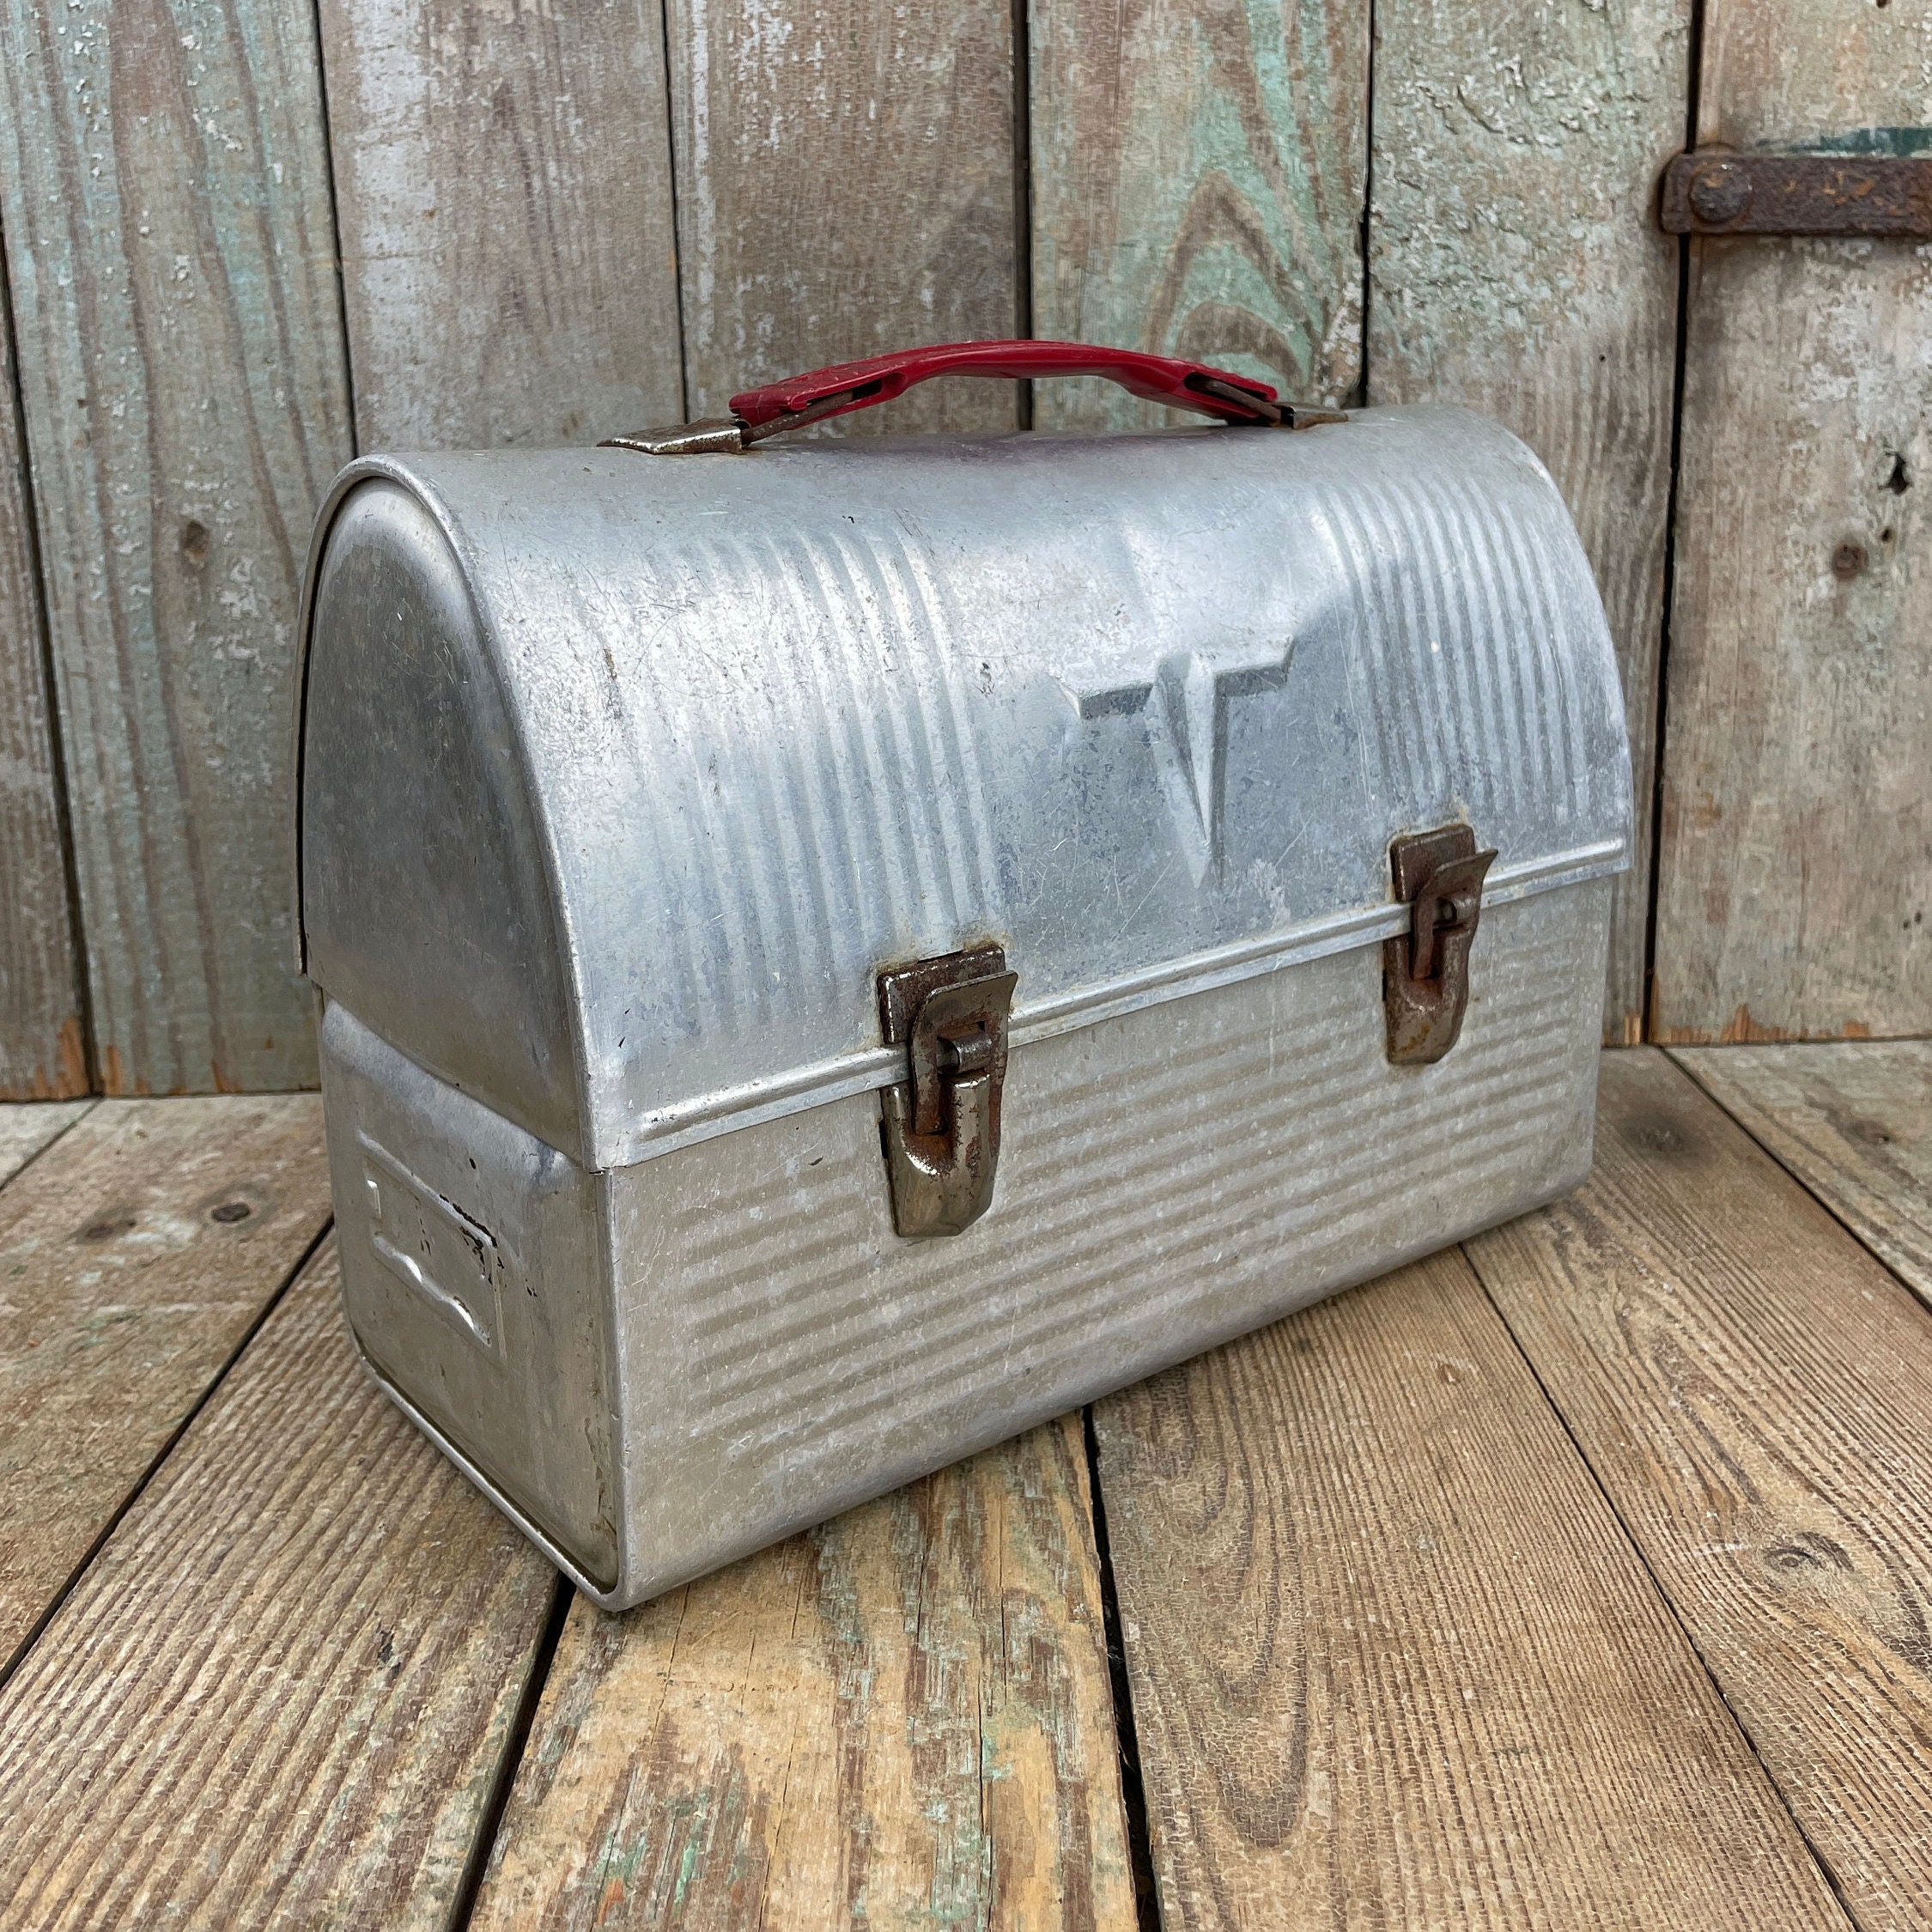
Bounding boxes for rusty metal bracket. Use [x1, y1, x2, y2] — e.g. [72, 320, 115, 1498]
[1660, 151, 1932, 237]
[877, 945, 1017, 1238]
[600, 419, 747, 456]
[1383, 825, 1496, 1066]
[598, 394, 856, 455]
[1188, 376, 1350, 430]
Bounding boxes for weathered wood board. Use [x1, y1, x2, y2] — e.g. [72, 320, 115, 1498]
[1470, 1049, 1932, 1932]
[471, 1413, 1134, 1930]
[1030, 0, 1368, 430]
[0, 252, 85, 1097]
[1091, 1246, 1847, 1932]
[0, 1094, 329, 1668]
[0, 1238, 563, 1930]
[1673, 1041, 1932, 1303]
[1369, 0, 1690, 1043]
[1651, 5, 1932, 1041]
[0, 0, 352, 1094]
[665, 0, 1020, 435]
[0, 1099, 90, 1187]
[319, 0, 685, 451]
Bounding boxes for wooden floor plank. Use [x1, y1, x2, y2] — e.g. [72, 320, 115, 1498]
[470, 1413, 1134, 1931]
[0, 1095, 329, 1668]
[1468, 1048, 1932, 1932]
[0, 1237, 561, 1930]
[1093, 1246, 1850, 1932]
[1672, 1042, 1932, 1307]
[0, 1099, 91, 1188]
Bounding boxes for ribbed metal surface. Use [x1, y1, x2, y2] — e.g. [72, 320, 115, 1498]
[603, 882, 1605, 1602]
[299, 406, 1630, 1168]
[1325, 465, 1585, 829]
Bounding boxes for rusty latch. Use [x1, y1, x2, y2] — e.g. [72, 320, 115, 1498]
[1660, 151, 1932, 238]
[877, 945, 1018, 1238]
[1383, 825, 1495, 1066]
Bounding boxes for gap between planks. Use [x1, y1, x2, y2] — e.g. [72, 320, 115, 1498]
[466, 1412, 1138, 1930]
[1092, 1242, 1850, 1932]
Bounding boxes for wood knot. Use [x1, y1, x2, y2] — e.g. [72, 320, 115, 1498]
[1765, 1532, 1851, 1577]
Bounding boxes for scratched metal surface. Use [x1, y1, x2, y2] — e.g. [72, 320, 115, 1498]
[297, 406, 1631, 1170]
[325, 879, 1607, 1607]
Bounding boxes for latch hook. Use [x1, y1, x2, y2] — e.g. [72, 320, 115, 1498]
[1384, 825, 1496, 1065]
[877, 946, 1017, 1238]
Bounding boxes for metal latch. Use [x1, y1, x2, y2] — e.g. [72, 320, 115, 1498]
[877, 945, 1018, 1238]
[1383, 825, 1496, 1066]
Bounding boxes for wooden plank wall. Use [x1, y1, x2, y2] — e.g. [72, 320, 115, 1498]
[666, 0, 1021, 434]
[1369, 0, 1689, 1043]
[1029, 0, 1369, 428]
[316, 0, 686, 451]
[0, 0, 352, 1097]
[1651, 0, 1932, 1042]
[0, 0, 1924, 1084]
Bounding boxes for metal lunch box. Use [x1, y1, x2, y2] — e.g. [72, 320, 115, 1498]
[293, 341, 1632, 1608]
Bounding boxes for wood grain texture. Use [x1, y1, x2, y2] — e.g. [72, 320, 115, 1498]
[1368, 0, 1690, 1043]
[1469, 1048, 1932, 1932]
[471, 1413, 1134, 1930]
[0, 239, 86, 1098]
[1651, 5, 1932, 1041]
[1030, 0, 1367, 431]
[0, 1237, 562, 1930]
[0, 0, 352, 1094]
[666, 0, 1020, 435]
[319, 0, 685, 451]
[0, 1098, 90, 1186]
[0, 1093, 328, 1668]
[1092, 1246, 1850, 1932]
[1674, 1042, 1932, 1306]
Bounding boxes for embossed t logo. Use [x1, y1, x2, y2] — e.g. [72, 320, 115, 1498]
[1077, 641, 1296, 884]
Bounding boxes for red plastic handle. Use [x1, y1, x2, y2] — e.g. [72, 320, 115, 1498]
[727, 339, 1284, 436]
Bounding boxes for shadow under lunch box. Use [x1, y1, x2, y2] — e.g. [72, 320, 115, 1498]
[293, 340, 1633, 1608]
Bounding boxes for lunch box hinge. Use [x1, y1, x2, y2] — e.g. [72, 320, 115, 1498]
[876, 946, 1018, 1238]
[1383, 825, 1496, 1066]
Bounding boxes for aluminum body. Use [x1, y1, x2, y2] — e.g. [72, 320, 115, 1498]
[296, 405, 1632, 1607]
